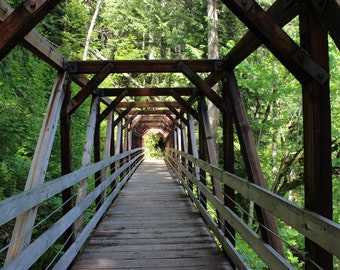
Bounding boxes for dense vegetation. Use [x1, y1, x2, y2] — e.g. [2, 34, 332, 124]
[0, 0, 339, 268]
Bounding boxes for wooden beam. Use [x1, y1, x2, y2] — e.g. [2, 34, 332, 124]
[225, 0, 302, 69]
[220, 0, 328, 85]
[112, 103, 136, 128]
[99, 87, 196, 97]
[165, 102, 189, 126]
[0, 0, 66, 70]
[169, 90, 199, 120]
[127, 109, 174, 116]
[116, 101, 181, 108]
[178, 61, 230, 114]
[66, 63, 114, 115]
[311, 0, 340, 50]
[0, 0, 61, 60]
[68, 60, 224, 74]
[98, 90, 128, 123]
[225, 69, 284, 256]
[300, 3, 333, 269]
[6, 71, 68, 262]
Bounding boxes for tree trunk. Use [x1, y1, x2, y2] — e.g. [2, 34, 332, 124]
[207, 0, 220, 158]
[83, 0, 102, 60]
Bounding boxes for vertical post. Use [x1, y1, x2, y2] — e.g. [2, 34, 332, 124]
[60, 76, 74, 250]
[94, 99, 101, 210]
[74, 95, 99, 236]
[222, 79, 235, 248]
[300, 2, 332, 269]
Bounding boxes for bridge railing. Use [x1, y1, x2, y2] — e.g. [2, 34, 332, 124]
[166, 148, 340, 270]
[0, 148, 144, 270]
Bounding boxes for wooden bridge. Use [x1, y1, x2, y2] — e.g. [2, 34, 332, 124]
[1, 0, 340, 269]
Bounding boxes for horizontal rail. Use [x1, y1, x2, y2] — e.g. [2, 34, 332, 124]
[0, 148, 141, 226]
[1, 148, 144, 269]
[166, 148, 340, 266]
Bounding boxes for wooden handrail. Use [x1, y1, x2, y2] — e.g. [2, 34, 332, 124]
[166, 148, 340, 265]
[1, 149, 144, 270]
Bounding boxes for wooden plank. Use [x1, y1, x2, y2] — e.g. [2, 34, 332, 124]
[68, 60, 224, 74]
[71, 160, 232, 270]
[5, 71, 67, 262]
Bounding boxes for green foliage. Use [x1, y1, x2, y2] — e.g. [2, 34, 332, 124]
[144, 133, 165, 159]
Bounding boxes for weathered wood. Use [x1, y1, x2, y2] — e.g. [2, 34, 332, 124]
[68, 60, 224, 74]
[0, 150, 141, 226]
[171, 149, 340, 259]
[117, 101, 181, 108]
[66, 63, 114, 115]
[0, 0, 62, 60]
[74, 96, 99, 236]
[98, 90, 128, 123]
[168, 154, 293, 270]
[112, 103, 136, 128]
[5, 71, 68, 262]
[169, 90, 200, 120]
[310, 0, 340, 50]
[71, 160, 232, 270]
[300, 3, 333, 269]
[3, 155, 142, 270]
[99, 87, 196, 97]
[0, 0, 66, 70]
[219, 0, 328, 85]
[178, 61, 230, 114]
[225, 0, 302, 69]
[225, 69, 284, 256]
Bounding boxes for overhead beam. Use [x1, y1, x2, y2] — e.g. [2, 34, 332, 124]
[66, 63, 114, 115]
[0, 0, 62, 60]
[126, 109, 174, 116]
[99, 87, 197, 97]
[220, 0, 328, 85]
[67, 60, 224, 74]
[117, 101, 181, 109]
[98, 90, 128, 123]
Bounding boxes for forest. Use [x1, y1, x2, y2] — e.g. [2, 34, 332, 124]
[0, 0, 339, 268]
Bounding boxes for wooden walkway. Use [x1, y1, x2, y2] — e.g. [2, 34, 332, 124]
[71, 159, 232, 270]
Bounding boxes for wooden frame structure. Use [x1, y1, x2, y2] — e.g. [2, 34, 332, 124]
[1, 0, 339, 269]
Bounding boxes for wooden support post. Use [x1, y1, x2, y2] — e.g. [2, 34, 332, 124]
[198, 96, 224, 201]
[198, 96, 225, 229]
[6, 71, 68, 262]
[222, 79, 235, 248]
[94, 100, 101, 209]
[60, 75, 74, 250]
[188, 114, 200, 181]
[225, 69, 284, 257]
[99, 111, 113, 205]
[300, 3, 332, 269]
[74, 96, 99, 236]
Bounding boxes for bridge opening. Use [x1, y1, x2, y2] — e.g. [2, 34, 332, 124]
[0, 0, 339, 269]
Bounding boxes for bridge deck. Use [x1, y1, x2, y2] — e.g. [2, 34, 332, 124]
[71, 159, 232, 270]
